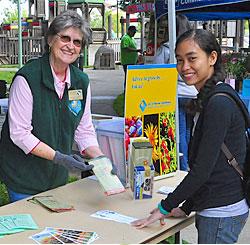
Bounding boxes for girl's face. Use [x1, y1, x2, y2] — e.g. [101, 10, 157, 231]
[175, 39, 217, 91]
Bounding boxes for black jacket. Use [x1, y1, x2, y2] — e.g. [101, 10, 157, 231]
[161, 83, 249, 215]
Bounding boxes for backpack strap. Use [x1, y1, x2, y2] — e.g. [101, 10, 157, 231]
[211, 93, 244, 178]
[221, 143, 243, 178]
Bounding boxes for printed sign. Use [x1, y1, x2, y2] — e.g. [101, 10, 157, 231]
[125, 64, 178, 178]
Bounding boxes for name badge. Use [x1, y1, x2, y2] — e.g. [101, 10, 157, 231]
[68, 89, 83, 101]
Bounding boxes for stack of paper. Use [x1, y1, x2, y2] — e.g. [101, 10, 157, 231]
[0, 214, 38, 237]
[30, 227, 98, 244]
[157, 186, 176, 195]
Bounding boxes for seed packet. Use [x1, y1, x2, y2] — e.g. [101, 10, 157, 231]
[28, 196, 74, 212]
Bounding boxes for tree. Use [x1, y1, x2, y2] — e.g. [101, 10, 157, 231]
[3, 8, 27, 23]
[119, 0, 142, 11]
[10, 0, 27, 4]
[89, 8, 124, 37]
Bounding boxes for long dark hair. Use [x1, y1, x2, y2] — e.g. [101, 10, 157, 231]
[175, 29, 226, 113]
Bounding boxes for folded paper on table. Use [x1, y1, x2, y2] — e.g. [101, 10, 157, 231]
[89, 156, 125, 195]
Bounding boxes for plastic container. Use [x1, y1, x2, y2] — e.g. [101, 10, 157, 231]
[0, 98, 8, 114]
[93, 117, 126, 186]
[242, 79, 250, 97]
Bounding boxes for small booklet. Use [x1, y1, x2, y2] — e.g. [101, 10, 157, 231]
[89, 156, 125, 196]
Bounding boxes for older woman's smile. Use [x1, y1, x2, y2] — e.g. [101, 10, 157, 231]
[49, 27, 83, 73]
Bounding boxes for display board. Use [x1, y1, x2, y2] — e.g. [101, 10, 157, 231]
[125, 64, 178, 178]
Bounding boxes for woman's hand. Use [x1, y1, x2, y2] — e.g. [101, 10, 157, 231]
[131, 208, 167, 229]
[168, 207, 186, 218]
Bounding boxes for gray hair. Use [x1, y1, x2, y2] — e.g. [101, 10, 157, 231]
[45, 10, 90, 52]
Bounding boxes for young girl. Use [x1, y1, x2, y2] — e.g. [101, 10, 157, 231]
[131, 29, 249, 244]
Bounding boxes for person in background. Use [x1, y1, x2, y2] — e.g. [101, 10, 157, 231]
[0, 10, 112, 202]
[132, 29, 249, 244]
[120, 25, 142, 89]
[153, 14, 198, 171]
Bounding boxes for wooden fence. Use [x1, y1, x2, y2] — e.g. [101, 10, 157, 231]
[107, 38, 121, 63]
[0, 35, 45, 65]
[0, 35, 8, 64]
[0, 34, 120, 65]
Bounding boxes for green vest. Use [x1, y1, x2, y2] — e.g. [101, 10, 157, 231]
[0, 54, 89, 195]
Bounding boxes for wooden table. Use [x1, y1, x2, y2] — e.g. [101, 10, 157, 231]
[0, 171, 194, 244]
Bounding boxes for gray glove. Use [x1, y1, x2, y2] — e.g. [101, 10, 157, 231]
[53, 151, 94, 172]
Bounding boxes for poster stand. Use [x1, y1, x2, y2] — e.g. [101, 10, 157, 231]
[125, 64, 178, 181]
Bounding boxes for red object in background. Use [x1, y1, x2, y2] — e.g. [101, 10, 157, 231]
[145, 43, 155, 56]
[2, 24, 11, 31]
[120, 18, 138, 23]
[22, 31, 28, 37]
[145, 43, 161, 56]
[126, 3, 154, 14]
[31, 22, 40, 26]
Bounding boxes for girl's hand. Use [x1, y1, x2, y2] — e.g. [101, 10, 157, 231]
[131, 208, 167, 229]
[168, 207, 186, 218]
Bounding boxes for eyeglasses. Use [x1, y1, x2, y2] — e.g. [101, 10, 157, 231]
[56, 34, 82, 47]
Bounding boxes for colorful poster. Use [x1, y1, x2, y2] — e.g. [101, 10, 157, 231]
[125, 64, 178, 178]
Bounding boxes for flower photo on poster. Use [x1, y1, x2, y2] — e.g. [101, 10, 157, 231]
[159, 112, 177, 175]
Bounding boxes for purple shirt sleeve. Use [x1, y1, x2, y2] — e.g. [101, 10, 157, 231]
[9, 74, 98, 155]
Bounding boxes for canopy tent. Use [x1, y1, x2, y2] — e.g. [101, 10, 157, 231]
[184, 12, 250, 21]
[154, 0, 250, 62]
[155, 0, 250, 21]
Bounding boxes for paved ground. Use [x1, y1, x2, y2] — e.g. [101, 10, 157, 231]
[84, 67, 124, 116]
[85, 67, 250, 244]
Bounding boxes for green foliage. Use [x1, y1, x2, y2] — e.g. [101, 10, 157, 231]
[119, 0, 141, 11]
[113, 93, 124, 116]
[68, 175, 79, 183]
[0, 71, 16, 84]
[223, 53, 247, 81]
[90, 8, 123, 37]
[8, 0, 28, 4]
[0, 182, 9, 206]
[159, 235, 189, 244]
[2, 7, 28, 24]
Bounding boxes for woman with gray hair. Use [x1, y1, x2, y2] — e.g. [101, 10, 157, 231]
[0, 10, 107, 202]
